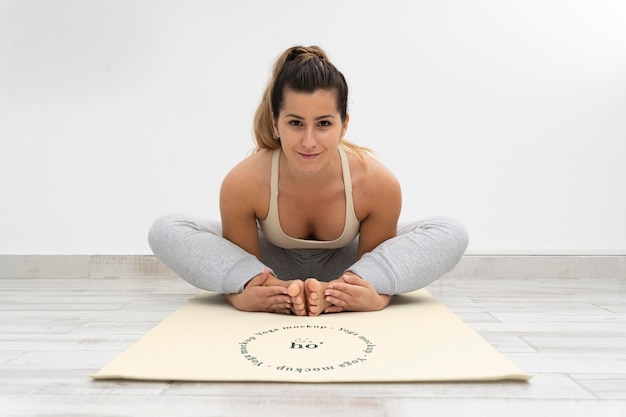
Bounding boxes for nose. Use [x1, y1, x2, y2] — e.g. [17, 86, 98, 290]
[301, 127, 317, 149]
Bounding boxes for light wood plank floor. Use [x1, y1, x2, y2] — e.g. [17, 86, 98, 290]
[1, 273, 625, 416]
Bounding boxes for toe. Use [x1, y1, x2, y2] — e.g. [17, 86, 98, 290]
[287, 281, 302, 297]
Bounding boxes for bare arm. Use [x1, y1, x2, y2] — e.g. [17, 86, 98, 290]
[219, 162, 263, 259]
[321, 157, 402, 313]
[355, 155, 402, 259]
[219, 158, 295, 313]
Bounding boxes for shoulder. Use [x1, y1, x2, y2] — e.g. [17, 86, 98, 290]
[220, 149, 274, 211]
[347, 149, 401, 196]
[221, 149, 273, 189]
[346, 149, 402, 218]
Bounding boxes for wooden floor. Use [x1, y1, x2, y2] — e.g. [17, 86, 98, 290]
[1, 272, 625, 416]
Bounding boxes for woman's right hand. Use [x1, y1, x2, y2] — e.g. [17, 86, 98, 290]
[224, 268, 294, 314]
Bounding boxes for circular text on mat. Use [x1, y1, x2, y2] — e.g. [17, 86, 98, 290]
[238, 325, 376, 374]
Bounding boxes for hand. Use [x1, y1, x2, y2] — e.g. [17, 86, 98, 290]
[322, 273, 392, 313]
[225, 268, 293, 314]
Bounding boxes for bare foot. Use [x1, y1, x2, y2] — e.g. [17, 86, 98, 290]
[287, 280, 307, 316]
[305, 278, 333, 316]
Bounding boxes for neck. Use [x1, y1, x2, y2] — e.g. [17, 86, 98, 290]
[281, 149, 341, 190]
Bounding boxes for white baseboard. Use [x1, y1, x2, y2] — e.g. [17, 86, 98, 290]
[1, 254, 624, 280]
[447, 254, 625, 279]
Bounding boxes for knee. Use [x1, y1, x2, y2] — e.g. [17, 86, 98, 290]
[147, 214, 181, 253]
[435, 216, 469, 256]
[147, 214, 221, 252]
[405, 216, 469, 257]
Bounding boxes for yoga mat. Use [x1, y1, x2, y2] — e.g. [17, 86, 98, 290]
[91, 289, 532, 382]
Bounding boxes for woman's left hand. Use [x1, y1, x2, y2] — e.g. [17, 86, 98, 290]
[322, 273, 391, 313]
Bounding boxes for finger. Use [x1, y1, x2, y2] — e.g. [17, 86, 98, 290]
[323, 287, 345, 299]
[246, 268, 271, 288]
[275, 302, 293, 312]
[341, 274, 371, 287]
[324, 294, 348, 308]
[266, 293, 293, 306]
[323, 305, 344, 314]
[324, 284, 359, 297]
[261, 285, 290, 297]
[258, 268, 271, 285]
[327, 277, 365, 291]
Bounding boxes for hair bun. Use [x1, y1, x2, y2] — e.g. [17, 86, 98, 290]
[286, 45, 328, 62]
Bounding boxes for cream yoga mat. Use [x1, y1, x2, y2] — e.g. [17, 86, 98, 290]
[92, 289, 532, 382]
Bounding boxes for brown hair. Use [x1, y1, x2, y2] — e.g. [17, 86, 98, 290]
[253, 45, 370, 158]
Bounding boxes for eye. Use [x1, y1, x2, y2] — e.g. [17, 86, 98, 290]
[289, 120, 302, 127]
[318, 120, 332, 127]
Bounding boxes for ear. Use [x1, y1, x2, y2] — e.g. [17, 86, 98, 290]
[271, 113, 279, 136]
[341, 114, 350, 138]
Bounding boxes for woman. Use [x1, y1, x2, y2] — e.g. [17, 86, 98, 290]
[148, 45, 468, 316]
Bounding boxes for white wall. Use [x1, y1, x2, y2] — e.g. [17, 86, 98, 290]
[1, 0, 625, 255]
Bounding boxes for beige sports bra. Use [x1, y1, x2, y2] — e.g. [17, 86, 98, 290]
[259, 145, 360, 249]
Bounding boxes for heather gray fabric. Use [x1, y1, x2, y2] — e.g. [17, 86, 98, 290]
[148, 215, 468, 295]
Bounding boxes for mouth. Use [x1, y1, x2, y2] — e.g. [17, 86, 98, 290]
[297, 151, 322, 160]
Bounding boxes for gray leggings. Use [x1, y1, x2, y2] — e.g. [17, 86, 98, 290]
[148, 215, 468, 295]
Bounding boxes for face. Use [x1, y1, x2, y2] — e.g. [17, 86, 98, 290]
[273, 89, 349, 177]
